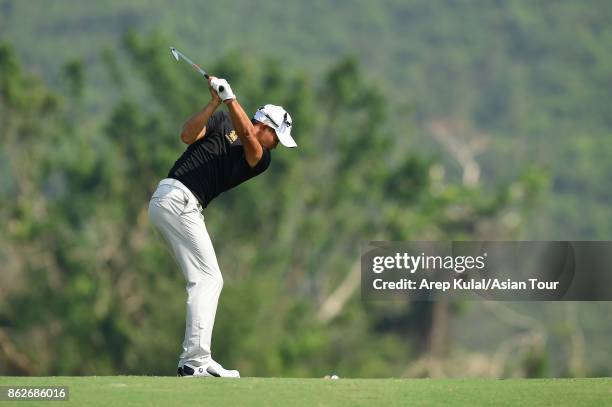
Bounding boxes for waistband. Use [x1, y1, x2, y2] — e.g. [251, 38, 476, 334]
[158, 178, 199, 206]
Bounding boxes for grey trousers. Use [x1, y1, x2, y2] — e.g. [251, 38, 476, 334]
[148, 178, 223, 367]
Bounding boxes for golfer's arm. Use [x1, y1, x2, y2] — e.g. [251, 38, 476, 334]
[180, 100, 221, 145]
[225, 99, 263, 167]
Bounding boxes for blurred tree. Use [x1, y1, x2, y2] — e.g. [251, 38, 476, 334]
[0, 32, 542, 378]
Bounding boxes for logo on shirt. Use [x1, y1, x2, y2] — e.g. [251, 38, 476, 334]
[225, 130, 238, 143]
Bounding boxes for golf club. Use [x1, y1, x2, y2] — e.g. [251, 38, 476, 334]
[170, 46, 224, 92]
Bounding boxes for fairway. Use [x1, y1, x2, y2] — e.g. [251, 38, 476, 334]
[0, 377, 610, 406]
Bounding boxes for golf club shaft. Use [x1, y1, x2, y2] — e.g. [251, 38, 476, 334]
[170, 47, 224, 92]
[171, 47, 209, 78]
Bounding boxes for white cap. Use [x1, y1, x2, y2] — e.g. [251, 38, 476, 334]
[253, 104, 297, 148]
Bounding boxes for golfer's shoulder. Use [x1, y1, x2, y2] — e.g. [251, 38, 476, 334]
[215, 110, 231, 123]
[208, 110, 231, 130]
[216, 110, 230, 120]
[253, 148, 272, 173]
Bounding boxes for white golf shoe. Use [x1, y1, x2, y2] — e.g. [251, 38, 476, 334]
[177, 359, 240, 378]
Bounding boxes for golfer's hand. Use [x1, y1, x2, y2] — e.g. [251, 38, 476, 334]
[210, 77, 236, 102]
[208, 78, 222, 104]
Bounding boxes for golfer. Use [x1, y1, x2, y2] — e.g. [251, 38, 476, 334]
[148, 77, 296, 378]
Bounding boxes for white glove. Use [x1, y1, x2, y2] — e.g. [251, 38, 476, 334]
[210, 78, 235, 101]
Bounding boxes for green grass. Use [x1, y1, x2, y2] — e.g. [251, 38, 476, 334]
[0, 376, 610, 406]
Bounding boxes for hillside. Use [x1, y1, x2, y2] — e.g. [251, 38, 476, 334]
[1, 1, 612, 380]
[2, 1, 611, 237]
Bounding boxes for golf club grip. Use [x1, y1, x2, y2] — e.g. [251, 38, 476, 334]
[203, 73, 225, 93]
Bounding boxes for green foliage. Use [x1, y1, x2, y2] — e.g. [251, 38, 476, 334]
[0, 32, 540, 378]
[1, 1, 612, 378]
[3, 1, 611, 238]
